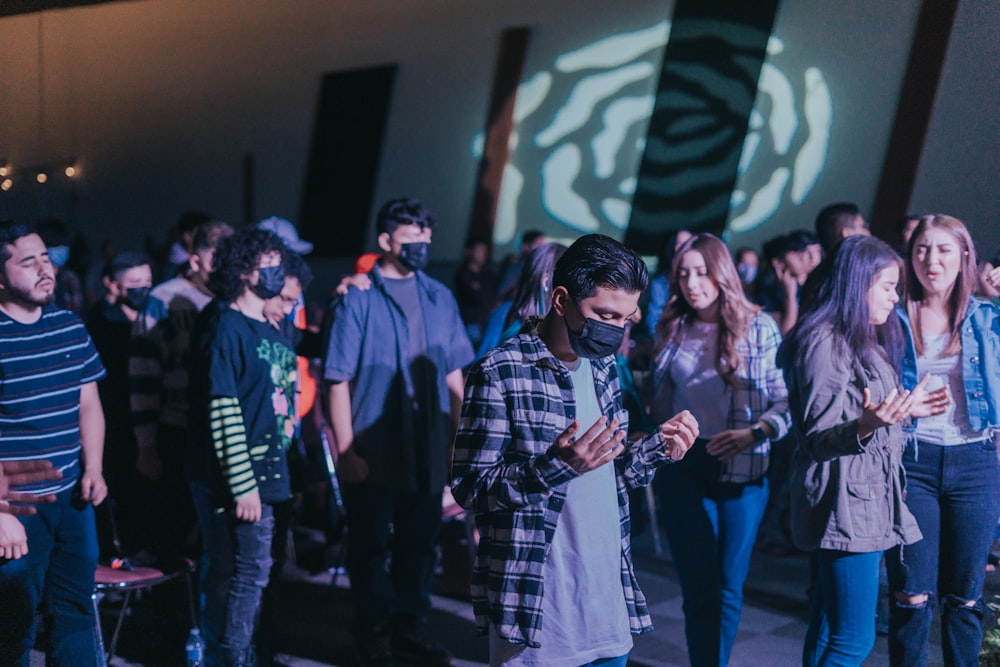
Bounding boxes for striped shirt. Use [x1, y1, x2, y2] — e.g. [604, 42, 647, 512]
[0, 305, 106, 495]
[451, 332, 671, 648]
[651, 311, 790, 483]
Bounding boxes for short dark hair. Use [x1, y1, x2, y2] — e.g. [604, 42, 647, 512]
[553, 234, 648, 301]
[521, 230, 545, 248]
[282, 251, 313, 291]
[815, 202, 862, 251]
[177, 209, 213, 235]
[0, 221, 37, 267]
[103, 251, 152, 281]
[375, 198, 437, 236]
[208, 228, 287, 302]
[762, 233, 803, 264]
[191, 220, 234, 254]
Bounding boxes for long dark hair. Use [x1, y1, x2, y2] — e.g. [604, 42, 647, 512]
[784, 234, 905, 374]
[504, 242, 567, 330]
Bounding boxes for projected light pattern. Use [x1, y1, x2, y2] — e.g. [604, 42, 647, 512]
[473, 22, 832, 247]
[729, 38, 832, 232]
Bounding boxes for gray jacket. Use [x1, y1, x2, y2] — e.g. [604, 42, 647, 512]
[786, 329, 922, 553]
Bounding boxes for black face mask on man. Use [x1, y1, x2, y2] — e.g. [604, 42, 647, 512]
[564, 299, 627, 359]
[252, 264, 285, 299]
[119, 286, 151, 311]
[399, 242, 430, 272]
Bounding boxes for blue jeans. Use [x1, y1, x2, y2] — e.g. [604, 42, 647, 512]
[804, 550, 882, 667]
[209, 503, 275, 667]
[654, 441, 770, 667]
[0, 492, 99, 667]
[584, 656, 629, 667]
[886, 440, 1000, 667]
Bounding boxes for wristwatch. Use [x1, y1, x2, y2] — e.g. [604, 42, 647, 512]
[750, 424, 767, 443]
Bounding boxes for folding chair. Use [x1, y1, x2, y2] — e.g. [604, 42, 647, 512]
[92, 556, 197, 666]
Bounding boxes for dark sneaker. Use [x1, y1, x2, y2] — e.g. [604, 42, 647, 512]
[357, 632, 396, 667]
[390, 630, 452, 666]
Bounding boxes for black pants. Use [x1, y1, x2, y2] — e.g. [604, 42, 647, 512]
[341, 483, 443, 636]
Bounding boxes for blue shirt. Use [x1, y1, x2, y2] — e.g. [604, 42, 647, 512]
[0, 305, 106, 495]
[323, 264, 474, 492]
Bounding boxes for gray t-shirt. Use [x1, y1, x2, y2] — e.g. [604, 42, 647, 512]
[490, 357, 632, 666]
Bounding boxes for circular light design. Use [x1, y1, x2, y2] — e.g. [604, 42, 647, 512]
[65, 166, 77, 177]
[0, 166, 8, 177]
[1, 179, 12, 191]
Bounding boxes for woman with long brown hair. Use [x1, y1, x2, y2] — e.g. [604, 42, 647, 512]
[650, 233, 790, 667]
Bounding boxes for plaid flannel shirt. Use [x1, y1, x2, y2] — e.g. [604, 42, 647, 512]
[651, 311, 790, 483]
[451, 332, 672, 648]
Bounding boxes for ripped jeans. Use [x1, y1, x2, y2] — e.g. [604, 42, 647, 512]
[209, 504, 276, 667]
[885, 440, 1000, 667]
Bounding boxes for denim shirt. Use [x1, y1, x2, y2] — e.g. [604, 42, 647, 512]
[898, 298, 1000, 437]
[323, 264, 474, 491]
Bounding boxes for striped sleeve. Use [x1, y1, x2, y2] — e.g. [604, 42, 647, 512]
[209, 396, 257, 500]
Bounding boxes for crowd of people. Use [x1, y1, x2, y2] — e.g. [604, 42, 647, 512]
[1, 198, 999, 667]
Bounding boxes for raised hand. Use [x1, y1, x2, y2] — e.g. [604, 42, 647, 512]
[909, 373, 951, 418]
[659, 410, 699, 461]
[551, 416, 626, 474]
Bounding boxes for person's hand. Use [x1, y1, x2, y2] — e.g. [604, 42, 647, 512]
[0, 461, 62, 491]
[776, 263, 801, 296]
[0, 514, 29, 560]
[857, 376, 926, 439]
[0, 461, 62, 514]
[235, 489, 262, 523]
[135, 446, 163, 481]
[909, 373, 951, 418]
[705, 428, 756, 462]
[551, 416, 626, 474]
[658, 410, 699, 461]
[0, 461, 59, 515]
[337, 449, 370, 484]
[334, 273, 372, 296]
[79, 469, 108, 507]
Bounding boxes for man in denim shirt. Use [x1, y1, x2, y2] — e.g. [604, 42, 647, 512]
[323, 198, 473, 667]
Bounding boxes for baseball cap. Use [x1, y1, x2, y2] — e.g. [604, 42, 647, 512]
[256, 216, 313, 254]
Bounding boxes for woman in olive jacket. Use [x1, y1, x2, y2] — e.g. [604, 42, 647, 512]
[781, 235, 945, 667]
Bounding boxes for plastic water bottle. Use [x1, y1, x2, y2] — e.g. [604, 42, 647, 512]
[185, 627, 205, 667]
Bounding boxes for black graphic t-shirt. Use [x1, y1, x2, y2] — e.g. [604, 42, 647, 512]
[207, 307, 297, 504]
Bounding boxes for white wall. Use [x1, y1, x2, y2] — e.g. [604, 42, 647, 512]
[909, 0, 1000, 258]
[1, 0, 991, 272]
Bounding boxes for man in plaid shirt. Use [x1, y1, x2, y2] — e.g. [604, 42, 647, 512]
[451, 234, 699, 667]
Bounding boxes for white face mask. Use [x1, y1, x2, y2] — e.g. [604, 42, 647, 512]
[737, 263, 758, 284]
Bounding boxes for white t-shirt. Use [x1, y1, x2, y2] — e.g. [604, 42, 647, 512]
[490, 357, 632, 667]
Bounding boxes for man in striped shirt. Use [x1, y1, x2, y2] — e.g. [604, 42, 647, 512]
[0, 222, 107, 666]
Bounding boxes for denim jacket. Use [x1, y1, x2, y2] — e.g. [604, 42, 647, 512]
[897, 298, 1000, 438]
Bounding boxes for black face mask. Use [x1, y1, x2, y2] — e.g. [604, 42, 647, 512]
[398, 242, 430, 272]
[565, 301, 627, 359]
[119, 286, 150, 311]
[253, 264, 285, 299]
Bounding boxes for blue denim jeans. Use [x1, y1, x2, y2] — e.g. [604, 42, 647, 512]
[885, 440, 1000, 667]
[209, 503, 275, 667]
[0, 492, 99, 667]
[654, 441, 770, 667]
[804, 549, 882, 667]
